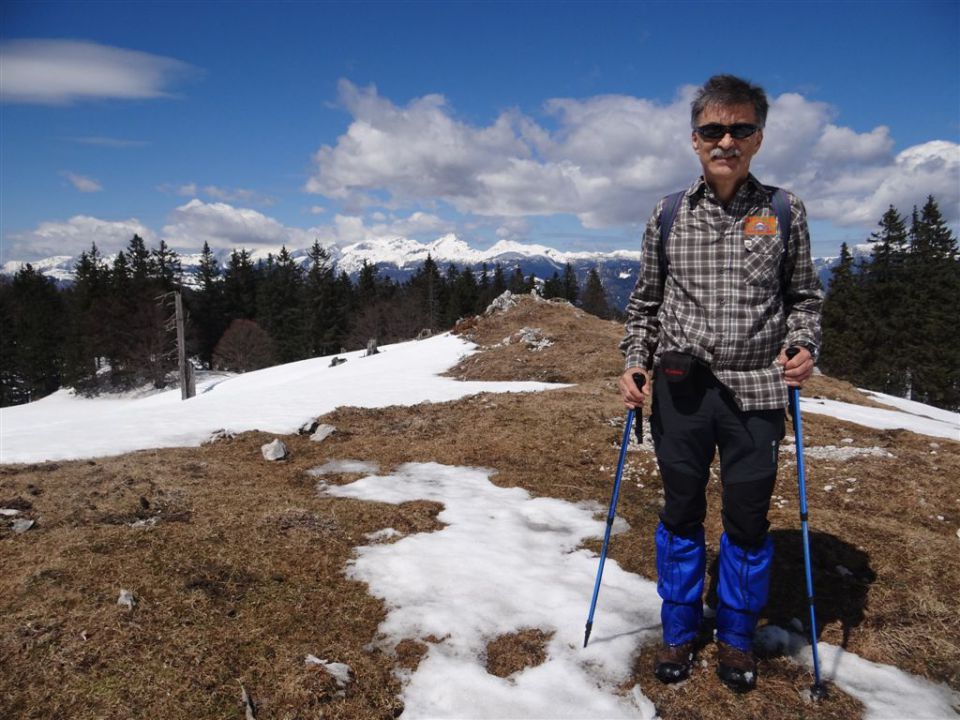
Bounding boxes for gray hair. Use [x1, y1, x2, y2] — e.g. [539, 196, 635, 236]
[690, 75, 769, 129]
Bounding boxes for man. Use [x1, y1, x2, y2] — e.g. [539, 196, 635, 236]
[619, 75, 822, 692]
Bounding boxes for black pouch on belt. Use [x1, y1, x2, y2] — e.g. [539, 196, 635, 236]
[660, 351, 698, 397]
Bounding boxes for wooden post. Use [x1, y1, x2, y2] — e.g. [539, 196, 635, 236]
[174, 290, 195, 400]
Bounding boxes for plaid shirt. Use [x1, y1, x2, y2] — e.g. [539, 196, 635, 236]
[620, 174, 823, 411]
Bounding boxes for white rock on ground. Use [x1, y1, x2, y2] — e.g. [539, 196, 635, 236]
[310, 424, 336, 443]
[261, 438, 288, 461]
[484, 290, 518, 315]
[117, 589, 136, 610]
[305, 655, 353, 688]
[12, 518, 34, 533]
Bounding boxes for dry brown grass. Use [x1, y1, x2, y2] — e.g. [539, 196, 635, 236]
[2, 294, 958, 719]
[485, 629, 553, 679]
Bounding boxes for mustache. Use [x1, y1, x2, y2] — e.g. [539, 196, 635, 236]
[710, 147, 742, 159]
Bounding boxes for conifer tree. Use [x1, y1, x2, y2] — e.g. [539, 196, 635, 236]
[580, 267, 612, 319]
[0, 265, 65, 405]
[63, 243, 110, 390]
[819, 243, 864, 379]
[223, 249, 258, 321]
[478, 263, 491, 306]
[542, 271, 563, 299]
[190, 242, 227, 367]
[152, 239, 182, 290]
[303, 241, 343, 356]
[904, 196, 960, 407]
[507, 266, 528, 294]
[257, 246, 307, 363]
[491, 263, 507, 299]
[409, 254, 443, 331]
[562, 262, 580, 303]
[859, 206, 910, 395]
[127, 234, 153, 283]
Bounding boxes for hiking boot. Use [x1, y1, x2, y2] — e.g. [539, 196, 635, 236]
[654, 642, 695, 684]
[716, 641, 757, 693]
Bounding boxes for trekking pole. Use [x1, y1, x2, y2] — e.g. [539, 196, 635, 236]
[584, 373, 645, 648]
[786, 347, 828, 700]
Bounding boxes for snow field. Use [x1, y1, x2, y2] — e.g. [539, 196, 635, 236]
[319, 461, 960, 719]
[0, 334, 562, 464]
[320, 461, 661, 719]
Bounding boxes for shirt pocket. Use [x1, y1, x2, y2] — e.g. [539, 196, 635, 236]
[742, 235, 783, 288]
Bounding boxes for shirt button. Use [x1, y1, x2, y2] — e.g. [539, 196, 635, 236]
[719, 298, 726, 306]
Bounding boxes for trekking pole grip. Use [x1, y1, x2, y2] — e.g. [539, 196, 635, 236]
[631, 373, 646, 443]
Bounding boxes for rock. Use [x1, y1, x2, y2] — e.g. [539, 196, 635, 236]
[0, 508, 21, 517]
[305, 655, 353, 690]
[261, 439, 289, 461]
[310, 424, 336, 443]
[329, 356, 347, 367]
[299, 419, 319, 435]
[484, 290, 518, 315]
[117, 589, 136, 610]
[516, 327, 552, 351]
[12, 518, 34, 533]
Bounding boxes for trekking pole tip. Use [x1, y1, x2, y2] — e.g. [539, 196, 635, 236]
[583, 622, 592, 648]
[810, 681, 828, 701]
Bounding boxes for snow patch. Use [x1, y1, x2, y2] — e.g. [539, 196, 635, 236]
[322, 462, 660, 718]
[754, 625, 960, 719]
[799, 397, 960, 440]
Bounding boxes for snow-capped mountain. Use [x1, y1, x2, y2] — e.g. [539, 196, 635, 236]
[1, 234, 861, 308]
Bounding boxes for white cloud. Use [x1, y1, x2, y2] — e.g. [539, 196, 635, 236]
[0, 39, 195, 105]
[60, 171, 103, 193]
[161, 199, 316, 251]
[495, 217, 531, 242]
[3, 201, 458, 263]
[4, 215, 153, 260]
[306, 80, 959, 230]
[159, 182, 275, 207]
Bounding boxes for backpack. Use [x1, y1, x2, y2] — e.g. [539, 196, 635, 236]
[659, 187, 792, 255]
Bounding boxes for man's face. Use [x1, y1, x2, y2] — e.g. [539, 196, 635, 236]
[691, 102, 763, 187]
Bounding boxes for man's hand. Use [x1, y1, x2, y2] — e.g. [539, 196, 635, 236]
[778, 346, 814, 388]
[619, 367, 651, 408]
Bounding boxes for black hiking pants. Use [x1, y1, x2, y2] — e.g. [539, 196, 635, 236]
[650, 362, 785, 548]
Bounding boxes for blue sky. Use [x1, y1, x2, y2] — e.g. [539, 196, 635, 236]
[1, 0, 958, 263]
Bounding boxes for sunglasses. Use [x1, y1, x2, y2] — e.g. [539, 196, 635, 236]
[695, 123, 760, 140]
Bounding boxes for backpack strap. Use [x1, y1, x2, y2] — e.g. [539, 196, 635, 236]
[659, 191, 685, 250]
[769, 186, 792, 253]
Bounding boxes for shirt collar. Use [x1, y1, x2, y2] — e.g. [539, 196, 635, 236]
[687, 173, 769, 204]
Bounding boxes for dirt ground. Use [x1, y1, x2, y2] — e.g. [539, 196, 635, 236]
[2, 294, 958, 719]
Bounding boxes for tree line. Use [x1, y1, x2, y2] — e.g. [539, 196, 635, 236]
[0, 235, 620, 406]
[820, 195, 959, 411]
